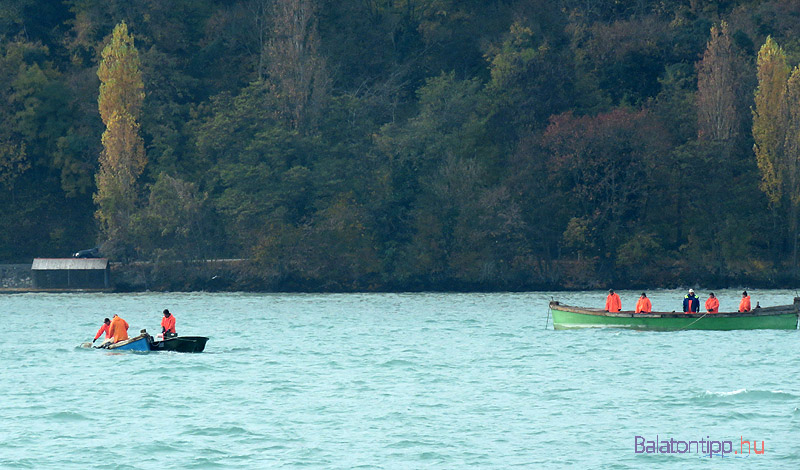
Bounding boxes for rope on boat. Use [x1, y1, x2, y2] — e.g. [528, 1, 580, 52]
[673, 312, 709, 332]
[545, 300, 552, 330]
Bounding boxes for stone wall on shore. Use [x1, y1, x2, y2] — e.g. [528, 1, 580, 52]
[0, 264, 33, 289]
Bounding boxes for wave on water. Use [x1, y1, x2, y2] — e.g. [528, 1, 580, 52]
[379, 359, 416, 368]
[386, 439, 440, 449]
[215, 347, 254, 353]
[184, 425, 253, 437]
[419, 451, 448, 461]
[269, 384, 303, 393]
[699, 389, 797, 400]
[490, 332, 518, 338]
[44, 411, 91, 421]
[705, 388, 748, 396]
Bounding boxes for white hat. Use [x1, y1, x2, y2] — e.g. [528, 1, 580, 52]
[688, 289, 694, 293]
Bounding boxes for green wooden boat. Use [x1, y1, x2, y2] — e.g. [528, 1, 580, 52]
[549, 298, 800, 331]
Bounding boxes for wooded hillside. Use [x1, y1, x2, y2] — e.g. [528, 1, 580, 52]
[3, 0, 800, 290]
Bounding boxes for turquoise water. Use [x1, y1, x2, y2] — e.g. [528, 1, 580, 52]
[1, 289, 798, 469]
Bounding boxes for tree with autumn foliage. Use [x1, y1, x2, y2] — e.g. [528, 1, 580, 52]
[783, 67, 800, 269]
[753, 36, 788, 207]
[751, 36, 800, 269]
[544, 109, 671, 278]
[696, 22, 739, 148]
[266, 0, 328, 132]
[6, 0, 800, 289]
[95, 21, 146, 258]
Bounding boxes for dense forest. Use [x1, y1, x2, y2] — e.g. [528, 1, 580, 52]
[3, 0, 800, 290]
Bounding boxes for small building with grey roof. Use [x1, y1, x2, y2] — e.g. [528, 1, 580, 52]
[31, 258, 110, 289]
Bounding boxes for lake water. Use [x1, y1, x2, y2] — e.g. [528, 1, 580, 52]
[1, 289, 798, 469]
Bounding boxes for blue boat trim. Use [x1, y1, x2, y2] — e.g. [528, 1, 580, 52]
[102, 333, 151, 351]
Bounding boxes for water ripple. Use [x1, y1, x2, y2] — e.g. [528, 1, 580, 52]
[2, 290, 799, 469]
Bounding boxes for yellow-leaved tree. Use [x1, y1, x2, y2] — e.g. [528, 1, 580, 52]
[783, 66, 800, 268]
[753, 36, 788, 206]
[94, 21, 146, 258]
[752, 36, 800, 269]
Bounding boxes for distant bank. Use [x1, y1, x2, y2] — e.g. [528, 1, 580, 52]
[1, 260, 799, 293]
[0, 260, 247, 293]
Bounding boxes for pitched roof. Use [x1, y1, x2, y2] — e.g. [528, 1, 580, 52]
[31, 258, 109, 270]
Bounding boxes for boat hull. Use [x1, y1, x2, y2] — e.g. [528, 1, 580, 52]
[90, 332, 208, 352]
[550, 301, 799, 331]
[104, 333, 151, 351]
[149, 336, 208, 353]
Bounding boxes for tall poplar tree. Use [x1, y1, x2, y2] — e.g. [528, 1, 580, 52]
[781, 67, 800, 269]
[94, 21, 146, 258]
[752, 37, 800, 269]
[266, 0, 328, 132]
[697, 22, 738, 145]
[753, 36, 789, 206]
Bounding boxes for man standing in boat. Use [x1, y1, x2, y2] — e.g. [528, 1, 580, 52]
[605, 289, 622, 312]
[635, 293, 652, 313]
[683, 289, 700, 313]
[705, 292, 719, 313]
[108, 314, 129, 343]
[739, 291, 751, 312]
[161, 309, 176, 338]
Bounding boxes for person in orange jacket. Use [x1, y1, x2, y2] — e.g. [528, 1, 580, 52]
[705, 293, 719, 313]
[108, 314, 129, 343]
[605, 289, 622, 312]
[161, 309, 176, 337]
[635, 293, 652, 314]
[738, 291, 751, 312]
[706, 292, 719, 313]
[92, 318, 111, 343]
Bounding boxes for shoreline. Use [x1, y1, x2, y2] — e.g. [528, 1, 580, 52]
[2, 260, 799, 293]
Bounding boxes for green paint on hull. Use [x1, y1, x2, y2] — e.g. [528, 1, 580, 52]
[550, 308, 798, 331]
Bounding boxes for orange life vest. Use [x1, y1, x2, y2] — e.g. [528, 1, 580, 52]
[109, 316, 129, 343]
[635, 297, 651, 313]
[606, 293, 622, 312]
[161, 314, 176, 334]
[738, 296, 751, 312]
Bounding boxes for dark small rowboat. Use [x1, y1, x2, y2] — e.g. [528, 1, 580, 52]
[149, 336, 209, 353]
[83, 330, 209, 352]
